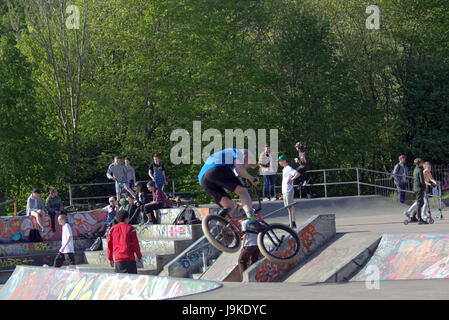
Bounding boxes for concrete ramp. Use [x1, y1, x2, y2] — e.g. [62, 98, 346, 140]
[200, 250, 242, 282]
[283, 233, 380, 283]
[352, 233, 449, 281]
[0, 265, 221, 300]
[243, 214, 336, 282]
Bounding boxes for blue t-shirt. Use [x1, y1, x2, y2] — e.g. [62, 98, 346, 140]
[198, 149, 244, 184]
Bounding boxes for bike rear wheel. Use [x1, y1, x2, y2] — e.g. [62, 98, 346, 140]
[257, 223, 300, 264]
[202, 215, 241, 253]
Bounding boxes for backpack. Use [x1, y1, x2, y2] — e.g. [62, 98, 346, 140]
[88, 237, 103, 251]
[29, 229, 43, 242]
[174, 207, 201, 225]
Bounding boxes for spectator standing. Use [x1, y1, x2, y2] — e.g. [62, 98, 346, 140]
[26, 189, 46, 232]
[106, 155, 136, 201]
[294, 142, 310, 186]
[124, 157, 137, 194]
[408, 158, 426, 224]
[392, 155, 408, 203]
[148, 154, 167, 192]
[107, 210, 142, 274]
[46, 188, 65, 232]
[421, 162, 440, 220]
[258, 144, 277, 201]
[278, 155, 300, 228]
[53, 215, 75, 268]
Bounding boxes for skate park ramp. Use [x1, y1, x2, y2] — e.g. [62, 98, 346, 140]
[0, 265, 221, 300]
[352, 233, 449, 281]
[283, 232, 381, 283]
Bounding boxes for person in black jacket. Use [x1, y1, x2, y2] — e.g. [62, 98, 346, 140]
[129, 182, 151, 224]
[46, 188, 66, 232]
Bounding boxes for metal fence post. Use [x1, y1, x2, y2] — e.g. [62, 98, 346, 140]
[356, 168, 361, 196]
[172, 179, 175, 197]
[69, 184, 73, 207]
[323, 169, 328, 198]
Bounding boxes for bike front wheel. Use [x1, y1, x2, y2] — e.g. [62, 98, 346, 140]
[202, 215, 241, 253]
[257, 223, 300, 264]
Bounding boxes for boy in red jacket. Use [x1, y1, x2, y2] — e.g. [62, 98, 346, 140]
[107, 209, 142, 274]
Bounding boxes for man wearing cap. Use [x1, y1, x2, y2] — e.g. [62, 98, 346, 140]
[258, 144, 277, 201]
[89, 197, 119, 237]
[392, 155, 408, 203]
[26, 189, 47, 232]
[294, 142, 310, 186]
[278, 155, 300, 228]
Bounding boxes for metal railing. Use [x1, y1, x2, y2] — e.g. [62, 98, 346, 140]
[67, 167, 448, 206]
[0, 198, 19, 216]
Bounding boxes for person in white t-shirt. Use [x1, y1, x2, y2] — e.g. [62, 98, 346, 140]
[53, 214, 76, 267]
[278, 155, 300, 228]
[238, 219, 261, 279]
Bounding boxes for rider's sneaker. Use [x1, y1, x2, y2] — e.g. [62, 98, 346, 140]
[418, 219, 428, 225]
[263, 197, 270, 202]
[410, 216, 419, 223]
[270, 198, 276, 201]
[421, 214, 428, 220]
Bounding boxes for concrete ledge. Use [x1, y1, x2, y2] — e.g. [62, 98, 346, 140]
[134, 224, 203, 241]
[0, 251, 86, 274]
[0, 210, 106, 243]
[0, 239, 94, 258]
[243, 214, 336, 282]
[159, 207, 218, 224]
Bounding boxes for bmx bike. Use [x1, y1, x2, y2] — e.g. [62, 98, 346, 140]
[201, 184, 301, 264]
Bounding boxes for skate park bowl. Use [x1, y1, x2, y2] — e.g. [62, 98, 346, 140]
[0, 265, 222, 300]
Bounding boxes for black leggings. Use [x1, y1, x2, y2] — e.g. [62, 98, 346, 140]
[53, 252, 75, 267]
[144, 203, 163, 223]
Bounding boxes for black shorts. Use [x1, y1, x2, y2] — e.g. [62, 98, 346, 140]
[296, 167, 307, 175]
[200, 166, 244, 206]
[115, 260, 138, 274]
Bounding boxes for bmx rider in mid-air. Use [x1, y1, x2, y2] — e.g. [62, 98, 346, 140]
[198, 148, 260, 223]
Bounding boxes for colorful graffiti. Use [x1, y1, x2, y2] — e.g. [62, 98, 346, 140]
[353, 233, 449, 281]
[159, 207, 217, 225]
[244, 215, 334, 282]
[164, 236, 221, 278]
[135, 224, 192, 240]
[0, 266, 222, 300]
[0, 210, 106, 243]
